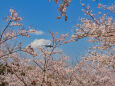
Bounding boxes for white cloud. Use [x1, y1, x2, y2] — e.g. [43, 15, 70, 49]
[30, 39, 51, 48]
[30, 29, 44, 35]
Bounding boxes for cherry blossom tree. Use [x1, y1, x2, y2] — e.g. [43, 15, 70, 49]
[0, 9, 36, 86]
[70, 2, 115, 86]
[0, 0, 115, 86]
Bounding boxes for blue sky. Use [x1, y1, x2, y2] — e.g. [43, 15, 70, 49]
[0, 0, 114, 62]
